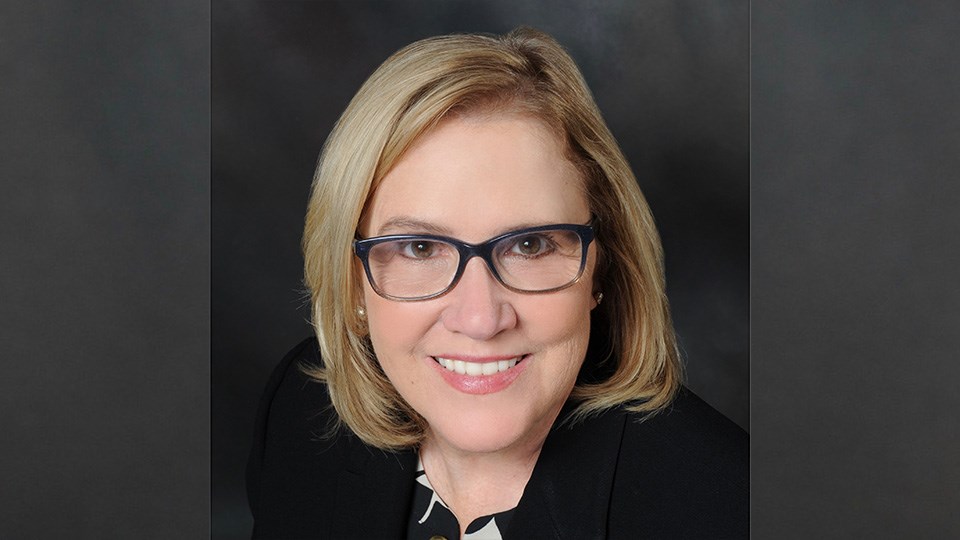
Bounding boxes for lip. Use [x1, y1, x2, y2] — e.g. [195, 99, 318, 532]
[428, 354, 529, 395]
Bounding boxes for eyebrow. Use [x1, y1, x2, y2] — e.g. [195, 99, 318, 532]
[376, 217, 454, 236]
[375, 217, 573, 239]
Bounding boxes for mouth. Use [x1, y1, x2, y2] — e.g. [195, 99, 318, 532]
[432, 355, 527, 376]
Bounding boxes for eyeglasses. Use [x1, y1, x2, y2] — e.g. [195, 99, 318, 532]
[354, 223, 595, 301]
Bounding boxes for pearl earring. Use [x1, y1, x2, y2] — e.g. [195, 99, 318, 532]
[356, 306, 366, 317]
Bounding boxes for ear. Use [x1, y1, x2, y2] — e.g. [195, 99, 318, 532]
[588, 240, 605, 311]
[350, 259, 370, 335]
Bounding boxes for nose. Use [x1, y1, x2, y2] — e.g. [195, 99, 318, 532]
[440, 257, 518, 340]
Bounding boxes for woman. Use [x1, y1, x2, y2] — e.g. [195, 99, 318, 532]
[248, 27, 747, 539]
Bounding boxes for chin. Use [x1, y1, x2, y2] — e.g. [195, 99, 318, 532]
[437, 427, 523, 455]
[426, 406, 546, 455]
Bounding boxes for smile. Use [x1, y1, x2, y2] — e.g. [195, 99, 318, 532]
[433, 356, 524, 376]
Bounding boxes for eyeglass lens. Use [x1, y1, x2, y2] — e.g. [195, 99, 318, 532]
[365, 228, 584, 299]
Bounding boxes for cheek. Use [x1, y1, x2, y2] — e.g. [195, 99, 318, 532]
[364, 291, 436, 361]
[524, 290, 594, 354]
[365, 301, 416, 389]
[545, 299, 591, 337]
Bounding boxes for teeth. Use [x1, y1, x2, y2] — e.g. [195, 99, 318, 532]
[435, 356, 521, 376]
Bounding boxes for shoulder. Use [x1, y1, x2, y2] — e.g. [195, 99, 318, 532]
[247, 339, 419, 538]
[248, 337, 335, 461]
[510, 388, 746, 538]
[626, 386, 749, 465]
[246, 336, 337, 480]
[253, 336, 329, 419]
[246, 337, 349, 535]
[609, 387, 749, 537]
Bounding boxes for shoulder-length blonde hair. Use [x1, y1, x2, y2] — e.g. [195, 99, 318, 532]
[302, 27, 681, 450]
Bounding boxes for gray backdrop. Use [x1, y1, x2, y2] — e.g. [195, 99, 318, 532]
[751, 2, 960, 537]
[1, 2, 209, 538]
[3, 1, 958, 539]
[213, 2, 748, 537]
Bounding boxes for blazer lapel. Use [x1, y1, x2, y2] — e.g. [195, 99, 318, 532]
[325, 406, 627, 538]
[507, 407, 628, 539]
[330, 434, 418, 539]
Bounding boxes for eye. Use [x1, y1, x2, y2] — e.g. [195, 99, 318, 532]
[509, 234, 554, 257]
[400, 240, 438, 259]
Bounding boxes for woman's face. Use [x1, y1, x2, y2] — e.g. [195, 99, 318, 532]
[360, 113, 597, 456]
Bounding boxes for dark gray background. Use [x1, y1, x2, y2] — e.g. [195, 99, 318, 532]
[0, 2, 210, 539]
[751, 2, 960, 537]
[213, 1, 747, 537]
[3, 1, 958, 539]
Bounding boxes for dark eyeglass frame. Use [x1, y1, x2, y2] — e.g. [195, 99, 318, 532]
[354, 223, 595, 301]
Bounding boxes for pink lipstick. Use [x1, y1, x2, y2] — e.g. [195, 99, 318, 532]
[429, 354, 529, 394]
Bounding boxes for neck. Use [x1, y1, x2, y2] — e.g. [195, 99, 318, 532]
[419, 418, 556, 537]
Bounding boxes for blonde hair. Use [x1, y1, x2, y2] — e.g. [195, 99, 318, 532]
[302, 27, 681, 450]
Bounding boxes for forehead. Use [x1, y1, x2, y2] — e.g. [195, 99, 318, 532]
[362, 113, 589, 240]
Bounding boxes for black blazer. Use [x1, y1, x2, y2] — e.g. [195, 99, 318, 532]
[247, 338, 748, 539]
